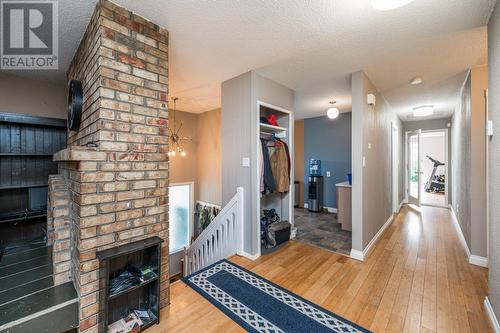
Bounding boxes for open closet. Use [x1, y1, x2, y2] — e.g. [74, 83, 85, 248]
[257, 102, 295, 254]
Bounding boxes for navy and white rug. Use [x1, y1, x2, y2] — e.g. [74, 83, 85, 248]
[182, 259, 371, 333]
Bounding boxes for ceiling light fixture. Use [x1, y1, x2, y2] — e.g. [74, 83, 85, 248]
[167, 97, 192, 157]
[410, 76, 423, 85]
[371, 0, 415, 11]
[327, 101, 339, 119]
[413, 105, 434, 117]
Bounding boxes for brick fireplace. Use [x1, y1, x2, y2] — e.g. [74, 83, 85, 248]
[48, 1, 169, 331]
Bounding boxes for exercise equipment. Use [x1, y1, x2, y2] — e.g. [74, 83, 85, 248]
[425, 155, 445, 193]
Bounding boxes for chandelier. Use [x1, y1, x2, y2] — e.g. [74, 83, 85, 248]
[167, 97, 191, 157]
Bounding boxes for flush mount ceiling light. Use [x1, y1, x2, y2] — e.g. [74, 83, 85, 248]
[371, 0, 415, 10]
[410, 76, 423, 85]
[327, 101, 339, 119]
[413, 105, 434, 117]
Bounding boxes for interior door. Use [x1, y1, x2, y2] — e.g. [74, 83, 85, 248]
[407, 130, 422, 207]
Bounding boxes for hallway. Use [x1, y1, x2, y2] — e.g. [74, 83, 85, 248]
[148, 206, 490, 333]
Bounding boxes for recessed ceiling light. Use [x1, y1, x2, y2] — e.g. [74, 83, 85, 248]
[327, 101, 339, 119]
[410, 76, 423, 85]
[371, 0, 415, 11]
[413, 105, 434, 117]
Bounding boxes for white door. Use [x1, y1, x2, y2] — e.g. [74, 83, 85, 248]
[407, 130, 422, 207]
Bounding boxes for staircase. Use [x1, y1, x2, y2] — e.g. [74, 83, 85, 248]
[184, 187, 244, 276]
[0, 241, 78, 333]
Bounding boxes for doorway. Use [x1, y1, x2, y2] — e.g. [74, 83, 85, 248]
[420, 130, 448, 207]
[405, 129, 448, 208]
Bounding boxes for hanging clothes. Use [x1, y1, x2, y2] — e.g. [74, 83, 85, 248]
[277, 139, 291, 181]
[269, 141, 290, 193]
[259, 138, 265, 192]
[260, 139, 276, 193]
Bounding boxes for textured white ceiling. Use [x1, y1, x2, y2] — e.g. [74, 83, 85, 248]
[4, 0, 495, 120]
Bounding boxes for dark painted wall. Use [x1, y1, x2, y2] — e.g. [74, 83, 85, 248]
[304, 113, 352, 208]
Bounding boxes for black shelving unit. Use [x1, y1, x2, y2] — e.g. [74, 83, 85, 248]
[97, 237, 163, 332]
[0, 112, 66, 225]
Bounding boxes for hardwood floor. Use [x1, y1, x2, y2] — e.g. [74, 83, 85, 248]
[146, 205, 490, 333]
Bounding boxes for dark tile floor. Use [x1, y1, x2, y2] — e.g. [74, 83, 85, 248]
[294, 208, 352, 255]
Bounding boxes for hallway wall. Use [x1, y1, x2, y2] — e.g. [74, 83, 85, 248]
[196, 109, 222, 205]
[488, 0, 500, 319]
[169, 109, 222, 206]
[352, 71, 403, 252]
[451, 67, 488, 259]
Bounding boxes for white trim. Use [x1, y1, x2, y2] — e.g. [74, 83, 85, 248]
[349, 249, 364, 261]
[169, 182, 195, 255]
[449, 204, 471, 258]
[449, 205, 490, 267]
[485, 297, 500, 333]
[398, 200, 407, 212]
[364, 215, 394, 258]
[350, 214, 394, 262]
[469, 255, 488, 268]
[241, 251, 260, 260]
[324, 206, 338, 213]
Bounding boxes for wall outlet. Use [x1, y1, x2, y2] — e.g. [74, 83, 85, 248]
[368, 143, 372, 149]
[242, 157, 250, 167]
[326, 171, 331, 177]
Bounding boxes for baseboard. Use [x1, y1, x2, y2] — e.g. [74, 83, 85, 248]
[350, 214, 394, 262]
[324, 206, 338, 214]
[301, 203, 337, 214]
[469, 255, 488, 268]
[240, 251, 260, 260]
[485, 297, 500, 333]
[363, 215, 394, 259]
[449, 205, 488, 268]
[398, 199, 407, 212]
[449, 205, 471, 258]
[350, 249, 364, 261]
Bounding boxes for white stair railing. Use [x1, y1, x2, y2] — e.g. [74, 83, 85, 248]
[184, 187, 244, 276]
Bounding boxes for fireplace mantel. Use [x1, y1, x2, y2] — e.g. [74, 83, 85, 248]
[53, 146, 107, 162]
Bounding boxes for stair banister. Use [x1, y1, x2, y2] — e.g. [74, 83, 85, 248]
[184, 187, 244, 276]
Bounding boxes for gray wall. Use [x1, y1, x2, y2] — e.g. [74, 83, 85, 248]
[303, 113, 352, 208]
[449, 68, 488, 259]
[488, 0, 500, 318]
[352, 71, 403, 252]
[452, 74, 472, 252]
[403, 117, 452, 204]
[221, 71, 294, 256]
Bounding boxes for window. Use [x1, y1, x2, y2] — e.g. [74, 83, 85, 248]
[168, 183, 192, 253]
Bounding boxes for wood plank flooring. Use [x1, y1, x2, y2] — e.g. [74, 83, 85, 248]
[146, 205, 490, 333]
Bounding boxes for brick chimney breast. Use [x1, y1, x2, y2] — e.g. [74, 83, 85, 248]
[51, 1, 169, 331]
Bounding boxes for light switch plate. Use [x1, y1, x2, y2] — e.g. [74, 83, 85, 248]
[326, 171, 331, 177]
[242, 157, 250, 167]
[487, 120, 494, 137]
[363, 156, 366, 167]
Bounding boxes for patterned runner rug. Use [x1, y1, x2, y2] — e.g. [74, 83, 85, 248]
[182, 259, 371, 333]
